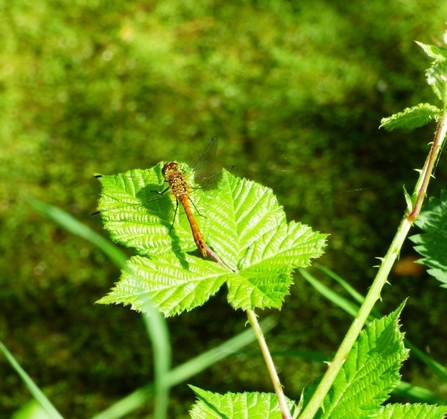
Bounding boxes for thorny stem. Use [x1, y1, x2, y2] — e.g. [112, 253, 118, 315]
[206, 246, 291, 419]
[408, 117, 447, 221]
[299, 114, 447, 419]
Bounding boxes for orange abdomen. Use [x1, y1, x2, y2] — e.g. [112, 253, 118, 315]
[178, 194, 207, 257]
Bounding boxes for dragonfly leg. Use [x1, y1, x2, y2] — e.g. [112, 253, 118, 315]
[188, 197, 205, 218]
[169, 199, 179, 233]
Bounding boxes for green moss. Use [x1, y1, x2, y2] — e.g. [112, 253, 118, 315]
[2, 0, 447, 416]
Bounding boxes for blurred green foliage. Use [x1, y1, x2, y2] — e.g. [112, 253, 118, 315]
[2, 0, 447, 417]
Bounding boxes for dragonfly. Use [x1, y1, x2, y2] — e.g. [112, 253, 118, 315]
[159, 138, 220, 257]
[96, 138, 225, 259]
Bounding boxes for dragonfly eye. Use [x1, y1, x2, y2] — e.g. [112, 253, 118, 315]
[162, 162, 179, 177]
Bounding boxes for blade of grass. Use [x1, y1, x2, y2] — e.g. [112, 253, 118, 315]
[29, 198, 176, 416]
[314, 264, 382, 318]
[0, 341, 63, 419]
[140, 294, 171, 419]
[395, 382, 447, 405]
[404, 340, 447, 383]
[298, 268, 359, 318]
[301, 267, 447, 388]
[92, 316, 277, 419]
[28, 197, 128, 268]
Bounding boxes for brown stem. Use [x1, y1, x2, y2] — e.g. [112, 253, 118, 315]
[407, 116, 447, 221]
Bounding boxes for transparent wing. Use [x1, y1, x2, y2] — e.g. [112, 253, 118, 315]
[190, 137, 221, 190]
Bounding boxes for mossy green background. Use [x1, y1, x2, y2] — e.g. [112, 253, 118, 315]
[2, 0, 447, 417]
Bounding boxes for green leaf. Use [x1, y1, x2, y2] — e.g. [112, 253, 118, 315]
[204, 171, 288, 269]
[426, 60, 447, 103]
[302, 303, 409, 418]
[403, 185, 415, 213]
[12, 400, 55, 419]
[189, 386, 298, 419]
[375, 403, 447, 419]
[227, 221, 325, 310]
[380, 103, 439, 131]
[410, 191, 447, 286]
[97, 167, 327, 314]
[97, 254, 229, 316]
[416, 41, 447, 61]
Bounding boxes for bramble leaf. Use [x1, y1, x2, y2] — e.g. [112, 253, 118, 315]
[226, 221, 325, 310]
[426, 60, 447, 103]
[416, 41, 447, 61]
[375, 403, 447, 419]
[189, 386, 298, 419]
[97, 167, 327, 314]
[410, 191, 447, 287]
[380, 40, 447, 131]
[97, 254, 230, 316]
[380, 103, 439, 131]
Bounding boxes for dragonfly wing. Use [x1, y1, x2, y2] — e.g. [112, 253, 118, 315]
[190, 138, 219, 189]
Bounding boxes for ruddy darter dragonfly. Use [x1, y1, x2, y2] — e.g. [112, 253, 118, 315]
[160, 138, 220, 258]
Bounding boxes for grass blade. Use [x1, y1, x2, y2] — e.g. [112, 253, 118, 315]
[28, 197, 127, 268]
[92, 316, 276, 419]
[0, 341, 63, 419]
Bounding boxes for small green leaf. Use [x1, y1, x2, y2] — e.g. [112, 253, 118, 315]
[410, 190, 447, 286]
[303, 303, 409, 418]
[375, 403, 447, 419]
[380, 103, 439, 131]
[189, 386, 298, 419]
[426, 60, 447, 103]
[416, 41, 447, 61]
[403, 185, 413, 213]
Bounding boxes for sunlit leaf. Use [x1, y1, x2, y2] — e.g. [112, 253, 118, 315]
[410, 191, 447, 287]
[189, 386, 298, 419]
[97, 254, 229, 316]
[426, 60, 447, 103]
[97, 167, 327, 314]
[375, 403, 447, 419]
[302, 304, 409, 418]
[380, 103, 439, 131]
[416, 41, 447, 61]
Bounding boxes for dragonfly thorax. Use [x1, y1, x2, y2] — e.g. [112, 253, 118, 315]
[162, 162, 190, 197]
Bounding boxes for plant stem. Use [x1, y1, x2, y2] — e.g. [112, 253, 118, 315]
[408, 117, 447, 221]
[206, 247, 291, 418]
[246, 309, 292, 419]
[299, 114, 447, 419]
[299, 216, 412, 419]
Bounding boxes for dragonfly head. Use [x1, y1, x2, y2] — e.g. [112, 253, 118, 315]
[162, 162, 180, 179]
